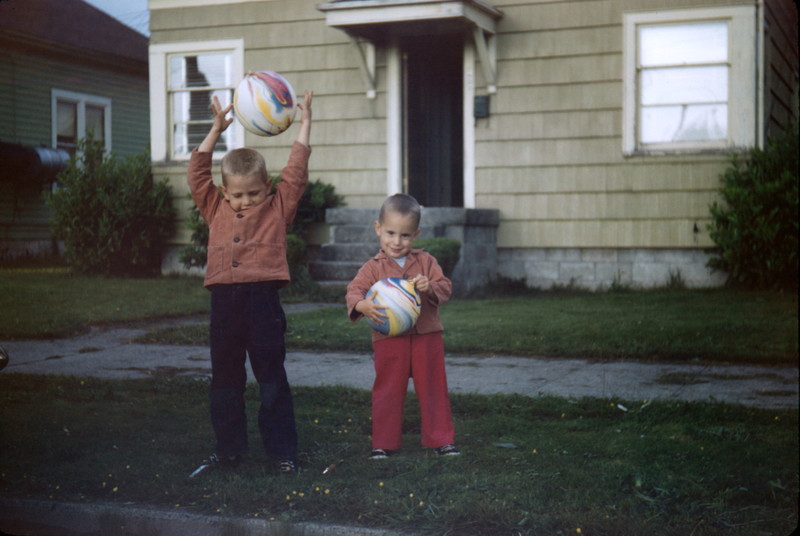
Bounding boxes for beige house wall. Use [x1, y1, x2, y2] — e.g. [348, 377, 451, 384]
[478, 0, 762, 251]
[149, 0, 797, 287]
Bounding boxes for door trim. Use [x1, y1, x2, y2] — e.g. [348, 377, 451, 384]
[385, 38, 475, 207]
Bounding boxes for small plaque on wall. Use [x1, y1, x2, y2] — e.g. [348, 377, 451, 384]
[474, 95, 490, 118]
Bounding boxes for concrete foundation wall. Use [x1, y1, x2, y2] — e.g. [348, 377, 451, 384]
[497, 248, 727, 290]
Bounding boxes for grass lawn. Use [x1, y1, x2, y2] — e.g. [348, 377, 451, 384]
[0, 374, 797, 536]
[1, 268, 797, 534]
[3, 267, 797, 366]
[0, 268, 210, 340]
[136, 289, 799, 366]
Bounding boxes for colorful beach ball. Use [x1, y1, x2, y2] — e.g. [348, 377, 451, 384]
[233, 70, 297, 136]
[366, 278, 422, 337]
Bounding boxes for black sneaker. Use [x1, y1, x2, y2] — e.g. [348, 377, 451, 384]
[278, 460, 299, 474]
[368, 448, 391, 460]
[434, 444, 461, 456]
[189, 452, 241, 478]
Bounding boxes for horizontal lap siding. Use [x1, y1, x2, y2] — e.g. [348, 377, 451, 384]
[479, 0, 758, 249]
[153, 164, 192, 245]
[1, 51, 148, 157]
[484, 191, 718, 220]
[0, 55, 51, 147]
[500, 220, 708, 248]
[0, 183, 53, 243]
[478, 161, 726, 193]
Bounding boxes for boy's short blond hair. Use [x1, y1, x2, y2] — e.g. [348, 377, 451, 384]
[380, 193, 421, 229]
[221, 148, 268, 185]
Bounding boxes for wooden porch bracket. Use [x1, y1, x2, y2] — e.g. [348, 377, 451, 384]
[350, 36, 377, 99]
[472, 27, 497, 94]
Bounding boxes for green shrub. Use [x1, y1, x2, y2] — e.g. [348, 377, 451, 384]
[47, 140, 175, 277]
[177, 202, 209, 270]
[286, 232, 307, 270]
[707, 126, 798, 291]
[292, 179, 345, 240]
[413, 237, 461, 277]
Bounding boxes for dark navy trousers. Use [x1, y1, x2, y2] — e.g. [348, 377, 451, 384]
[208, 282, 297, 461]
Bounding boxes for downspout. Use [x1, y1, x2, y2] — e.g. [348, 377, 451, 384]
[756, 0, 765, 148]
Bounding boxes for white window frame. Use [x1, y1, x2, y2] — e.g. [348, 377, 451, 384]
[51, 89, 112, 153]
[149, 39, 244, 161]
[623, 6, 757, 155]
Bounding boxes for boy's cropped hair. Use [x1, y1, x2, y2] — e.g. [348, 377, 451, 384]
[221, 147, 268, 185]
[380, 193, 421, 227]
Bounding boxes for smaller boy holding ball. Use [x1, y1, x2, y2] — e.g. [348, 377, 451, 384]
[346, 193, 460, 459]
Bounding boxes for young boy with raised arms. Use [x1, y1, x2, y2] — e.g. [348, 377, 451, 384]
[187, 90, 312, 476]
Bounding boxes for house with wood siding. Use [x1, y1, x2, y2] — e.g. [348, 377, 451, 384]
[148, 0, 797, 291]
[0, 0, 150, 260]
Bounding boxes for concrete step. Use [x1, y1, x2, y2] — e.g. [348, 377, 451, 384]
[319, 243, 377, 262]
[325, 208, 378, 225]
[331, 224, 378, 244]
[329, 223, 458, 244]
[314, 207, 500, 295]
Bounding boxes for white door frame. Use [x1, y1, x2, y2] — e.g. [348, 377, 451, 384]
[385, 38, 476, 208]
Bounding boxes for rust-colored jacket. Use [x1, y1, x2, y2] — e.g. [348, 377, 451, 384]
[187, 142, 311, 288]
[346, 249, 452, 342]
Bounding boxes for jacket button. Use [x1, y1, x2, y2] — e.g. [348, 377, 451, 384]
[233, 237, 240, 243]
[232, 261, 239, 267]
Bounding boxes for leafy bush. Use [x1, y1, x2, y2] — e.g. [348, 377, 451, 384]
[292, 179, 345, 239]
[707, 126, 798, 291]
[286, 232, 308, 271]
[413, 237, 461, 277]
[47, 140, 175, 277]
[177, 203, 210, 270]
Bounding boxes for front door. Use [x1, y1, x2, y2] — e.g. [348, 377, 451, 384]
[402, 34, 463, 207]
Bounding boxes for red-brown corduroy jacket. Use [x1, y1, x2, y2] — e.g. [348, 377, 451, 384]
[346, 249, 452, 342]
[187, 142, 311, 288]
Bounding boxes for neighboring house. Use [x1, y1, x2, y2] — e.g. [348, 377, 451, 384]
[0, 0, 150, 260]
[148, 0, 797, 291]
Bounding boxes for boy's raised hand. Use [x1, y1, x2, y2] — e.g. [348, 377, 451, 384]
[295, 90, 313, 147]
[211, 95, 234, 133]
[198, 95, 233, 153]
[297, 90, 313, 120]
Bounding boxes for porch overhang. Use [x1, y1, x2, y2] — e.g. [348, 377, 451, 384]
[317, 0, 503, 41]
[318, 0, 503, 94]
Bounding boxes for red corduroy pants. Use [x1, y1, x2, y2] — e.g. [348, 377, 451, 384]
[371, 332, 455, 450]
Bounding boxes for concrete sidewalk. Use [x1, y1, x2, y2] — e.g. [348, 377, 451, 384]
[0, 498, 401, 536]
[1, 304, 797, 409]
